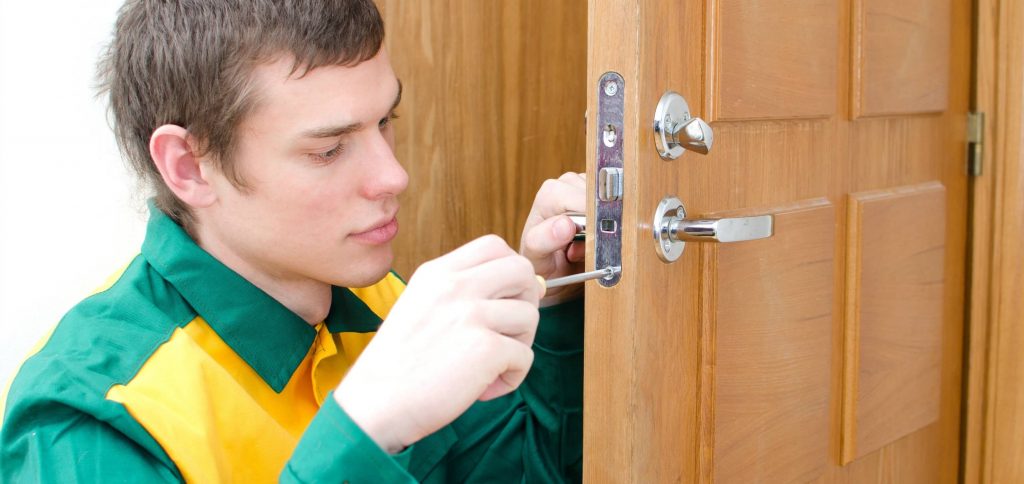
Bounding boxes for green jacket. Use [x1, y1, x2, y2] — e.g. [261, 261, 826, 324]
[0, 205, 583, 483]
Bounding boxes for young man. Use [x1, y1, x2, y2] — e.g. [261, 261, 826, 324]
[0, 1, 586, 482]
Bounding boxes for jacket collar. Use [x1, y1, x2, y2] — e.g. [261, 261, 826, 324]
[140, 203, 385, 392]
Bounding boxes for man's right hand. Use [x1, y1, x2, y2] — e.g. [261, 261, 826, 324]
[334, 234, 544, 454]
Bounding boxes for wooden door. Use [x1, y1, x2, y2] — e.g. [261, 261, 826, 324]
[583, 0, 969, 482]
[378, 0, 588, 277]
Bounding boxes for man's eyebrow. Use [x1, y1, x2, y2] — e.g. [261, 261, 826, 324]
[300, 122, 363, 139]
[298, 79, 403, 139]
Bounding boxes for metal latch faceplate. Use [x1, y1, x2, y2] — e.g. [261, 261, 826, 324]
[595, 72, 624, 287]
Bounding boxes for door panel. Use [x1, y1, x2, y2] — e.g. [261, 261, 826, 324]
[710, 0, 838, 121]
[585, 0, 968, 482]
[853, 0, 951, 117]
[700, 199, 835, 483]
[842, 182, 946, 463]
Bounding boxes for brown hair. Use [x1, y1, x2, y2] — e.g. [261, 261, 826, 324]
[98, 0, 385, 232]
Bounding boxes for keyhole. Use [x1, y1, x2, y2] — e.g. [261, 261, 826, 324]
[603, 124, 617, 147]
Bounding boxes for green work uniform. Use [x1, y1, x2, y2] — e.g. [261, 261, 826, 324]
[0, 203, 583, 483]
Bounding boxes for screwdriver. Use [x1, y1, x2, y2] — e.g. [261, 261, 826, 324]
[534, 214, 620, 293]
[537, 266, 621, 294]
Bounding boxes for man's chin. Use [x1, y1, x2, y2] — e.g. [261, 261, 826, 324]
[351, 269, 393, 288]
[326, 254, 394, 289]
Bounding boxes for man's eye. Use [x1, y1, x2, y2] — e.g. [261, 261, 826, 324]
[311, 144, 344, 164]
[379, 111, 400, 129]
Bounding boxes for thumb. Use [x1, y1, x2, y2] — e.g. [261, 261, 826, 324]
[521, 215, 576, 269]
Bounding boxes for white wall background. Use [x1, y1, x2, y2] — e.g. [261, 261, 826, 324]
[0, 1, 146, 384]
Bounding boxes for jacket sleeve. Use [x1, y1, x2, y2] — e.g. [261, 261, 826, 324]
[281, 297, 584, 484]
[0, 401, 180, 483]
[280, 395, 417, 483]
[2, 389, 417, 484]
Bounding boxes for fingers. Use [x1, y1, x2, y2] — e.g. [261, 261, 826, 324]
[477, 336, 535, 401]
[521, 215, 578, 266]
[533, 176, 586, 220]
[457, 253, 543, 302]
[430, 234, 516, 272]
[519, 172, 587, 272]
[558, 171, 586, 189]
[466, 299, 539, 345]
[566, 240, 585, 263]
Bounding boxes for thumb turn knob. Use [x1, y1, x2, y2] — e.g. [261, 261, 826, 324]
[653, 91, 714, 159]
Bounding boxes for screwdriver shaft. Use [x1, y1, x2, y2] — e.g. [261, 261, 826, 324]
[544, 266, 620, 289]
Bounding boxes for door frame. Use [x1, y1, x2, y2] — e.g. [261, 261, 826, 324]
[961, 0, 1024, 481]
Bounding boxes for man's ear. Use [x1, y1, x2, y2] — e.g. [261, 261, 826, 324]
[149, 125, 217, 208]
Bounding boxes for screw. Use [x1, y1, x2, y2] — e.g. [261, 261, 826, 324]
[604, 81, 618, 96]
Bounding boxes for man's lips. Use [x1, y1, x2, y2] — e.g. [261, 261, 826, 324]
[350, 216, 399, 244]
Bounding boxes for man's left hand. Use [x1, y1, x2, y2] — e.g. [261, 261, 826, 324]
[520, 171, 587, 307]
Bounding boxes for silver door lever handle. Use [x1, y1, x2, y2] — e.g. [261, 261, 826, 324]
[670, 216, 773, 243]
[654, 196, 773, 262]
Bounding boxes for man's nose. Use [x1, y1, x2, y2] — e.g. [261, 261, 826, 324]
[359, 134, 409, 200]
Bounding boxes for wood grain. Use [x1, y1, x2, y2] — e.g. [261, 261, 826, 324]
[829, 3, 970, 478]
[852, 0, 951, 117]
[371, 0, 990, 481]
[708, 0, 838, 121]
[964, 0, 1024, 481]
[842, 183, 946, 464]
[986, 7, 1024, 473]
[583, 0, 643, 481]
[583, 0, 971, 480]
[377, 0, 587, 277]
[700, 200, 835, 483]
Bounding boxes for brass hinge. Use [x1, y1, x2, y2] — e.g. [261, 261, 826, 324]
[967, 111, 985, 176]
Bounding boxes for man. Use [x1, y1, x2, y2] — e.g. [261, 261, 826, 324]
[0, 1, 586, 482]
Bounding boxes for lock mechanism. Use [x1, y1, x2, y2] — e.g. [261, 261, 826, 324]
[653, 91, 713, 159]
[653, 197, 774, 262]
[594, 72, 625, 286]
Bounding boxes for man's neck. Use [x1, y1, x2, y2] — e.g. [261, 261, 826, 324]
[192, 227, 332, 326]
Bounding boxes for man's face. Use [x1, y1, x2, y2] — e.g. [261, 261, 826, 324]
[200, 48, 407, 288]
